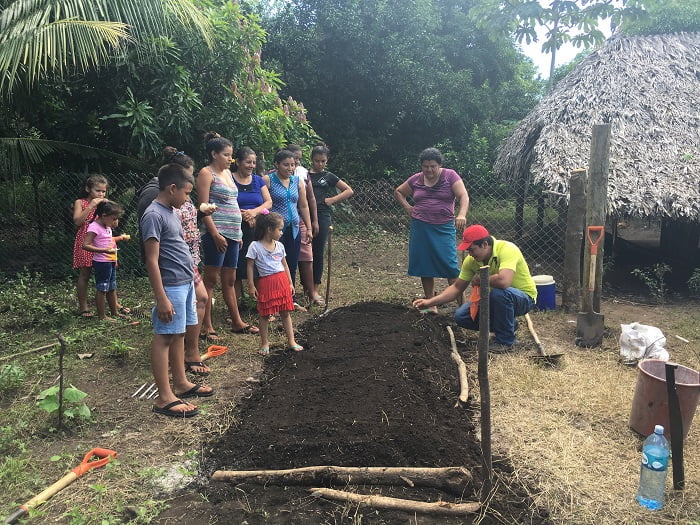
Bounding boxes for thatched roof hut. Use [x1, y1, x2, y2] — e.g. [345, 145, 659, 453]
[494, 32, 700, 221]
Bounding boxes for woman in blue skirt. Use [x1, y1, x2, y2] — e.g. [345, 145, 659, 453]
[394, 148, 470, 312]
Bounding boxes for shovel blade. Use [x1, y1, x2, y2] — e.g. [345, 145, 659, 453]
[575, 311, 604, 347]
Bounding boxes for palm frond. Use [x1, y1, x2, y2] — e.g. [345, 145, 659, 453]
[0, 0, 212, 95]
[0, 137, 150, 175]
[0, 18, 130, 92]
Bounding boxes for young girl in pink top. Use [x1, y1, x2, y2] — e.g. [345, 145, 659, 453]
[246, 212, 303, 355]
[82, 200, 130, 321]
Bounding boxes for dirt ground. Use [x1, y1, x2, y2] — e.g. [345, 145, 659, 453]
[2, 234, 699, 524]
[155, 301, 549, 524]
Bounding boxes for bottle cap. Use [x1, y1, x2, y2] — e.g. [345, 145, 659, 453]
[654, 425, 664, 434]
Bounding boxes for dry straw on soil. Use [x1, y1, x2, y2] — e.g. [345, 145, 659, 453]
[480, 309, 700, 525]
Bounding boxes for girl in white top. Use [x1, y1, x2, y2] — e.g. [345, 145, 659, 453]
[246, 211, 303, 355]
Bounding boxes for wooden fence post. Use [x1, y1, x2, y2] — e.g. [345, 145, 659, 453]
[562, 169, 586, 312]
[477, 266, 492, 500]
[583, 124, 611, 312]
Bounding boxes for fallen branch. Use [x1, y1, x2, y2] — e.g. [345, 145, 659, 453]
[0, 342, 59, 362]
[309, 487, 480, 516]
[447, 326, 469, 403]
[212, 466, 472, 496]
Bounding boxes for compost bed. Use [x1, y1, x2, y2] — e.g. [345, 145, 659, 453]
[161, 302, 551, 524]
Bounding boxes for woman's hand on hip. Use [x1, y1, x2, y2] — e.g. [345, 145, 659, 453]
[214, 233, 228, 252]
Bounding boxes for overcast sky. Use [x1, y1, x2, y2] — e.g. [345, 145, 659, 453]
[520, 39, 582, 78]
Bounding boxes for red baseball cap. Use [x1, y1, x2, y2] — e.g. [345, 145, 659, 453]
[458, 224, 489, 251]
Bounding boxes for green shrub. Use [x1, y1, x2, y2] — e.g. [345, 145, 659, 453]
[0, 271, 72, 331]
[0, 364, 25, 394]
[631, 263, 671, 304]
[36, 385, 91, 423]
[688, 268, 700, 296]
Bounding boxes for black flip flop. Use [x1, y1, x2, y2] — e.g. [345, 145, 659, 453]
[231, 324, 259, 334]
[176, 384, 214, 398]
[199, 331, 222, 341]
[152, 399, 199, 418]
[185, 361, 211, 376]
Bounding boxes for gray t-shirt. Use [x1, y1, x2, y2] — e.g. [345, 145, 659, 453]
[140, 200, 194, 286]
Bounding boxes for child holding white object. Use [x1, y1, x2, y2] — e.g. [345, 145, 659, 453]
[246, 211, 303, 355]
[82, 200, 130, 321]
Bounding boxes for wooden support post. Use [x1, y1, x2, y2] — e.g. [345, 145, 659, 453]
[477, 266, 492, 500]
[212, 466, 473, 497]
[583, 124, 611, 312]
[446, 326, 469, 404]
[562, 169, 586, 312]
[309, 487, 481, 516]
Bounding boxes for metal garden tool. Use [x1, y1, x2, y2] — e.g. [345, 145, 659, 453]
[576, 225, 605, 347]
[4, 448, 117, 524]
[665, 363, 685, 490]
[525, 313, 563, 366]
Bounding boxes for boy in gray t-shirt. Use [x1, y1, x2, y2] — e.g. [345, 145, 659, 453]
[140, 164, 214, 418]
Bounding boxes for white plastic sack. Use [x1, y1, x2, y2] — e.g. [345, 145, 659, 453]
[619, 322, 669, 362]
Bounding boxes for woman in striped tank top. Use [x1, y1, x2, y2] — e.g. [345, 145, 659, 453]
[197, 132, 259, 339]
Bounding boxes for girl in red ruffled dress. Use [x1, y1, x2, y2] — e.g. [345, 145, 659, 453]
[245, 211, 303, 356]
[72, 175, 108, 317]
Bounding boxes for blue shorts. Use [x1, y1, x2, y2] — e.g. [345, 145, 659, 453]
[93, 261, 117, 292]
[151, 282, 197, 334]
[201, 232, 240, 268]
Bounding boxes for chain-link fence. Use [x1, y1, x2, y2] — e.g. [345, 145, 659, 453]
[0, 172, 566, 281]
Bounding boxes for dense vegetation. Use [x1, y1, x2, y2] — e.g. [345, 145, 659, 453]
[260, 0, 541, 182]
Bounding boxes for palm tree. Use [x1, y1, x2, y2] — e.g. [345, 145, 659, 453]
[0, 0, 212, 170]
[1, 0, 211, 94]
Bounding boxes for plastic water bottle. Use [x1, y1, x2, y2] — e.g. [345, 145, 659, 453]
[636, 424, 670, 510]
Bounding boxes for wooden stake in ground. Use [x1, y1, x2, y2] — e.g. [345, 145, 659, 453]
[446, 326, 469, 404]
[477, 265, 493, 500]
[309, 487, 480, 516]
[212, 466, 472, 497]
[562, 168, 586, 312]
[57, 334, 66, 431]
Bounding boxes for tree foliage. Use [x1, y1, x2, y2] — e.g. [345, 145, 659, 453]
[0, 0, 212, 95]
[622, 0, 700, 35]
[470, 0, 653, 88]
[0, 0, 318, 172]
[262, 0, 540, 180]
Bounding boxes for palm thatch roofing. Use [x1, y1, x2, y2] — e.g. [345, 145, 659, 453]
[494, 32, 700, 221]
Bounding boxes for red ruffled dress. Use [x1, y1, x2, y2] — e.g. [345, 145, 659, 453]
[72, 199, 96, 269]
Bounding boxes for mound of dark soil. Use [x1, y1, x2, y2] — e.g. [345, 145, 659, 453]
[160, 302, 550, 524]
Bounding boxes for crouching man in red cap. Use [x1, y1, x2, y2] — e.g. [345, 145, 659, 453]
[413, 224, 537, 352]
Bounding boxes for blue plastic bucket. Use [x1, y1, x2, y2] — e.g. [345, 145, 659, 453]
[533, 275, 556, 311]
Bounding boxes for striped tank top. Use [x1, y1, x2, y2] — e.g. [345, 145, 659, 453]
[206, 168, 242, 241]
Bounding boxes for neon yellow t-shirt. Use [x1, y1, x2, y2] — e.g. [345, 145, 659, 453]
[458, 237, 537, 300]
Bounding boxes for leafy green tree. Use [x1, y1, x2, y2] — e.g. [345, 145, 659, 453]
[262, 0, 539, 179]
[622, 0, 700, 34]
[470, 0, 653, 91]
[1, 0, 317, 169]
[0, 0, 212, 172]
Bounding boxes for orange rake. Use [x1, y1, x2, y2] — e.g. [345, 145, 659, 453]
[5, 448, 117, 524]
[201, 345, 228, 361]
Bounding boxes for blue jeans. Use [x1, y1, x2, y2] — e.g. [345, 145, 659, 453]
[454, 287, 535, 345]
